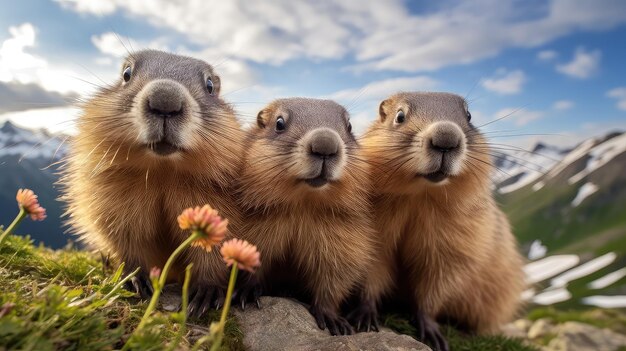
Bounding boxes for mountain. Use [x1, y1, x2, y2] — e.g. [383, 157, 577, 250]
[0, 120, 69, 248]
[493, 130, 626, 310]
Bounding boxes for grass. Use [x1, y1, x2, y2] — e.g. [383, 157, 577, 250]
[528, 307, 626, 334]
[0, 231, 244, 351]
[383, 314, 539, 351]
[1, 229, 623, 351]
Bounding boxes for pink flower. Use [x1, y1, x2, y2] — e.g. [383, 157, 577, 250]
[177, 205, 228, 252]
[16, 189, 46, 221]
[149, 267, 161, 281]
[220, 239, 261, 273]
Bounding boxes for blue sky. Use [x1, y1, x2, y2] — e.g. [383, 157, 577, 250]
[0, 0, 625, 148]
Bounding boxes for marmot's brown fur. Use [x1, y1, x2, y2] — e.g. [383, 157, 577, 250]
[61, 50, 245, 317]
[352, 92, 525, 350]
[236, 98, 376, 336]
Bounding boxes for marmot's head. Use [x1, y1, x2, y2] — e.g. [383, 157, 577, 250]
[75, 50, 242, 177]
[364, 92, 490, 194]
[240, 98, 369, 209]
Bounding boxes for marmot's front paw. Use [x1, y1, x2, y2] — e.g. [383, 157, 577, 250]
[233, 272, 262, 310]
[187, 284, 225, 319]
[124, 270, 153, 300]
[411, 310, 449, 351]
[309, 304, 354, 336]
[347, 301, 380, 332]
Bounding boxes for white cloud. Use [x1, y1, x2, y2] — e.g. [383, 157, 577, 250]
[0, 23, 102, 95]
[0, 106, 80, 134]
[54, 0, 626, 73]
[553, 100, 574, 110]
[481, 69, 526, 95]
[537, 50, 558, 61]
[327, 76, 439, 103]
[91, 32, 169, 57]
[556, 47, 601, 79]
[56, 0, 117, 15]
[0, 23, 47, 83]
[607, 87, 626, 111]
[494, 107, 545, 127]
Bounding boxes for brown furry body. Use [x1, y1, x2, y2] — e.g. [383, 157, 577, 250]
[237, 98, 375, 335]
[356, 92, 525, 342]
[62, 50, 245, 308]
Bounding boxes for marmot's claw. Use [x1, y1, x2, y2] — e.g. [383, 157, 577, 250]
[125, 271, 153, 300]
[309, 305, 354, 336]
[347, 302, 380, 333]
[187, 284, 223, 319]
[233, 273, 262, 310]
[411, 310, 449, 351]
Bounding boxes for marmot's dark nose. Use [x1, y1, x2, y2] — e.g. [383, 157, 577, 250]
[429, 123, 463, 153]
[309, 129, 340, 159]
[147, 81, 185, 117]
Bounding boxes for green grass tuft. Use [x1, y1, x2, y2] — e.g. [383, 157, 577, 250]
[528, 307, 626, 334]
[383, 313, 539, 351]
[0, 231, 244, 350]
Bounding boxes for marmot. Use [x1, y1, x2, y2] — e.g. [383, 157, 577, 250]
[351, 92, 525, 350]
[61, 50, 245, 317]
[235, 98, 376, 335]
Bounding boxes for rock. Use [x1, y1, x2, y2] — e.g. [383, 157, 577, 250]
[514, 319, 533, 332]
[543, 321, 626, 351]
[528, 318, 554, 339]
[233, 297, 431, 351]
[501, 323, 527, 339]
[501, 319, 533, 339]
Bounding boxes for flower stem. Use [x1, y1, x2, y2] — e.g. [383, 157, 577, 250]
[210, 262, 238, 351]
[166, 263, 193, 351]
[0, 208, 26, 246]
[137, 231, 201, 331]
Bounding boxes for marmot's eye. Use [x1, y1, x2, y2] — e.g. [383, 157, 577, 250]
[122, 66, 132, 82]
[466, 110, 472, 121]
[395, 110, 405, 124]
[347, 122, 352, 133]
[206, 78, 214, 95]
[275, 117, 286, 132]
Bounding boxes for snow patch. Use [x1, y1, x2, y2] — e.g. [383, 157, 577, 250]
[532, 288, 572, 305]
[0, 121, 68, 160]
[528, 240, 547, 260]
[496, 145, 564, 194]
[571, 182, 599, 207]
[550, 252, 617, 288]
[532, 181, 545, 191]
[524, 255, 580, 284]
[588, 268, 626, 290]
[546, 138, 596, 180]
[569, 133, 626, 184]
[582, 296, 626, 308]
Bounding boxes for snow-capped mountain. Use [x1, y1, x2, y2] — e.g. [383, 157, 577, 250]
[0, 121, 69, 248]
[494, 130, 626, 309]
[493, 142, 570, 194]
[494, 131, 626, 200]
[0, 120, 68, 160]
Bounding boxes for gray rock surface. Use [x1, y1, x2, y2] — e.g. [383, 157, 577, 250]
[233, 297, 431, 351]
[160, 288, 430, 351]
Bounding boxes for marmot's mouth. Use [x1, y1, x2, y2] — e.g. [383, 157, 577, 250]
[304, 175, 330, 188]
[423, 170, 448, 183]
[150, 141, 180, 156]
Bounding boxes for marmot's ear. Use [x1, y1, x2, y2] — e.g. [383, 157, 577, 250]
[256, 109, 266, 128]
[378, 99, 389, 122]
